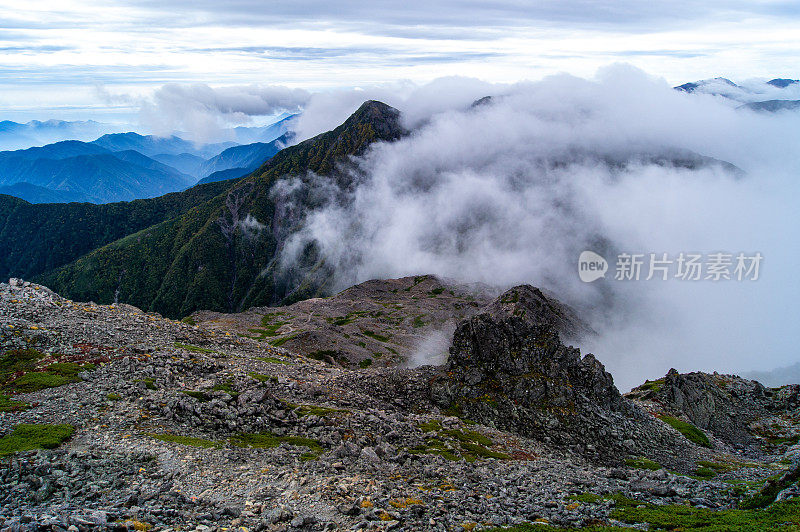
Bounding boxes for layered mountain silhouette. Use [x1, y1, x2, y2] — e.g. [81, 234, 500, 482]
[0, 141, 195, 203]
[197, 134, 291, 179]
[0, 127, 291, 203]
[0, 101, 405, 318]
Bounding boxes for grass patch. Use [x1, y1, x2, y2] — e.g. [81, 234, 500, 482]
[0, 424, 75, 456]
[149, 433, 220, 448]
[106, 393, 122, 401]
[2, 359, 96, 394]
[0, 393, 28, 412]
[231, 432, 324, 459]
[256, 356, 291, 364]
[307, 350, 337, 363]
[442, 428, 493, 447]
[134, 378, 156, 390]
[419, 420, 443, 432]
[248, 372, 278, 384]
[282, 400, 347, 417]
[269, 334, 299, 347]
[412, 315, 426, 328]
[247, 317, 289, 340]
[408, 429, 508, 462]
[180, 316, 196, 326]
[211, 381, 237, 397]
[173, 342, 215, 354]
[739, 465, 800, 509]
[182, 390, 210, 402]
[429, 287, 445, 296]
[625, 456, 663, 470]
[359, 358, 373, 368]
[660, 415, 711, 447]
[567, 493, 604, 504]
[459, 441, 511, 460]
[0, 348, 46, 384]
[362, 330, 391, 342]
[487, 497, 800, 531]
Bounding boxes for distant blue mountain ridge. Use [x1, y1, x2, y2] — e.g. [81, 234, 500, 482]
[0, 116, 296, 203]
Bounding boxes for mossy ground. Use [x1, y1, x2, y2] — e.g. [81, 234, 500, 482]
[231, 432, 324, 459]
[2, 359, 96, 394]
[173, 342, 215, 354]
[410, 424, 510, 462]
[625, 457, 663, 471]
[0, 424, 75, 456]
[0, 393, 29, 412]
[659, 415, 711, 447]
[488, 494, 800, 531]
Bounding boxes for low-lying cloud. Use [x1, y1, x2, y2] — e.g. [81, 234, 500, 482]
[278, 65, 800, 390]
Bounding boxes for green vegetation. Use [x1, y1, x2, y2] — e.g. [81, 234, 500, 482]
[134, 378, 156, 390]
[285, 402, 347, 418]
[180, 316, 196, 326]
[660, 415, 711, 447]
[106, 393, 122, 401]
[211, 381, 237, 397]
[739, 466, 800, 509]
[359, 358, 373, 368]
[419, 420, 443, 432]
[182, 390, 210, 402]
[361, 330, 390, 342]
[1, 348, 46, 389]
[0, 179, 234, 284]
[0, 393, 28, 412]
[429, 287, 445, 296]
[412, 315, 426, 328]
[307, 350, 338, 363]
[3, 359, 96, 393]
[567, 492, 604, 504]
[256, 356, 291, 364]
[625, 456, 663, 471]
[247, 314, 289, 340]
[248, 372, 278, 384]
[173, 342, 215, 354]
[0, 424, 75, 456]
[692, 460, 735, 480]
[409, 426, 508, 462]
[487, 494, 800, 531]
[149, 433, 220, 448]
[231, 432, 324, 459]
[327, 311, 369, 326]
[269, 334, 299, 347]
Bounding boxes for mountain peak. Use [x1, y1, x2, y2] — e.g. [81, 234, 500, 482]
[342, 100, 404, 140]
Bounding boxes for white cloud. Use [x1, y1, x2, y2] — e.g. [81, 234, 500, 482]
[278, 66, 800, 390]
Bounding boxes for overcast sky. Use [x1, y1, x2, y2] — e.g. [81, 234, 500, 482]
[1, 0, 798, 122]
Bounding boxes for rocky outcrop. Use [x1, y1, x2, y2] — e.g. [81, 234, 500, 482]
[628, 369, 800, 451]
[430, 285, 692, 464]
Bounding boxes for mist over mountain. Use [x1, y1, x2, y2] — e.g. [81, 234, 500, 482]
[198, 134, 290, 177]
[91, 132, 237, 159]
[675, 77, 800, 113]
[0, 119, 126, 151]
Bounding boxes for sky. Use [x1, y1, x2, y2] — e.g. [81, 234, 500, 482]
[1, 0, 799, 124]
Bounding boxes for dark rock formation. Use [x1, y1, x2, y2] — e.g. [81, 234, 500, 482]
[628, 369, 800, 450]
[431, 285, 691, 464]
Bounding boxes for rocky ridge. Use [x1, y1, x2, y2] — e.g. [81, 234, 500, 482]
[1, 278, 799, 531]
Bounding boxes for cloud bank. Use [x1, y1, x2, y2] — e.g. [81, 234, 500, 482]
[277, 65, 800, 390]
[136, 83, 310, 143]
